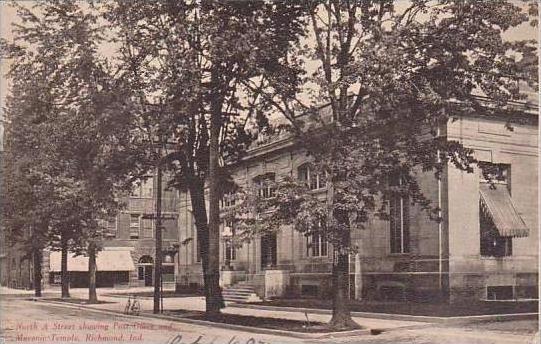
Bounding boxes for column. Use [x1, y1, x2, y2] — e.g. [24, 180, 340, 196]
[354, 252, 362, 300]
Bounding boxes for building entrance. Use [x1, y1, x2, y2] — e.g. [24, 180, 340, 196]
[261, 233, 277, 268]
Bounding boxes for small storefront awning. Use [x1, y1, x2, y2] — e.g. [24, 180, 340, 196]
[49, 250, 135, 272]
[479, 183, 529, 238]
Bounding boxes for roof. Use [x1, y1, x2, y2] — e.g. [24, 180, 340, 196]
[49, 250, 135, 272]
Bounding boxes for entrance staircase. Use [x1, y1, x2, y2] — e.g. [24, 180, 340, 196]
[222, 280, 262, 303]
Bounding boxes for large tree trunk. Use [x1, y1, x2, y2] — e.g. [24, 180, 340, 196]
[329, 251, 358, 330]
[188, 176, 224, 318]
[88, 241, 98, 304]
[206, 85, 225, 317]
[32, 249, 42, 297]
[60, 235, 70, 298]
[329, 210, 359, 330]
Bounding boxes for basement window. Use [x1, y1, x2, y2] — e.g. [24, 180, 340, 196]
[301, 285, 319, 298]
[486, 286, 514, 300]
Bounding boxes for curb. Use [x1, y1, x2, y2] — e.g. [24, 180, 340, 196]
[230, 303, 539, 324]
[31, 299, 374, 339]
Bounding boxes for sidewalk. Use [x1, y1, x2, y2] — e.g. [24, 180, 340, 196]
[0, 285, 172, 296]
[43, 291, 427, 331]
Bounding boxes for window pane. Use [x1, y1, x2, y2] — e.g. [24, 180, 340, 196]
[130, 214, 140, 239]
[480, 203, 513, 257]
[130, 214, 140, 227]
[312, 234, 320, 256]
[310, 177, 318, 190]
[480, 163, 510, 185]
[299, 165, 309, 182]
[321, 235, 327, 256]
[389, 197, 400, 253]
[142, 217, 153, 238]
[141, 178, 153, 198]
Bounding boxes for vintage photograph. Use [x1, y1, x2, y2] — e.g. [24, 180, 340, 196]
[0, 1, 539, 343]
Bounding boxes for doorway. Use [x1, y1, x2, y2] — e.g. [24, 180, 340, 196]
[138, 255, 154, 287]
[261, 233, 277, 269]
[143, 266, 153, 286]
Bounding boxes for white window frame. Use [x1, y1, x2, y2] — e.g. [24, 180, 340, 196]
[389, 175, 409, 254]
[298, 164, 326, 190]
[255, 174, 275, 199]
[129, 214, 140, 239]
[141, 215, 154, 239]
[222, 192, 236, 208]
[131, 177, 154, 198]
[99, 217, 117, 238]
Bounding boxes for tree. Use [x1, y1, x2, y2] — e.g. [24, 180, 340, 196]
[236, 0, 538, 330]
[3, 0, 149, 301]
[105, 0, 306, 316]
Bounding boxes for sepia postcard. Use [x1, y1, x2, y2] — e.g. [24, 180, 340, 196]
[0, 1, 539, 344]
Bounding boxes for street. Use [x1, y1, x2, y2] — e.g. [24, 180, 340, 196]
[0, 295, 538, 344]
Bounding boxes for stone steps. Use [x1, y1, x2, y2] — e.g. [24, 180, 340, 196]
[222, 282, 262, 303]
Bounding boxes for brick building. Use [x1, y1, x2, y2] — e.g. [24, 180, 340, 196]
[45, 174, 181, 289]
[177, 102, 538, 303]
[1, 172, 181, 290]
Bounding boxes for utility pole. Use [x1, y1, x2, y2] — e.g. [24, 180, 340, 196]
[153, 163, 163, 314]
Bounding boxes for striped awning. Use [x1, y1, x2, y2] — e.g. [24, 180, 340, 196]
[49, 250, 135, 272]
[479, 183, 529, 238]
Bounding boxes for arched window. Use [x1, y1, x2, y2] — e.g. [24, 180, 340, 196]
[298, 163, 326, 190]
[138, 255, 154, 264]
[254, 173, 275, 199]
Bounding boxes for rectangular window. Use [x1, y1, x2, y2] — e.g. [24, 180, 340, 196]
[298, 164, 326, 190]
[306, 233, 327, 257]
[480, 203, 513, 257]
[196, 235, 201, 263]
[130, 214, 140, 239]
[223, 220, 236, 261]
[256, 174, 276, 199]
[137, 266, 144, 280]
[479, 163, 513, 257]
[141, 178, 154, 198]
[479, 162, 510, 186]
[99, 217, 117, 238]
[389, 173, 410, 254]
[225, 241, 236, 261]
[222, 192, 236, 208]
[131, 177, 154, 198]
[487, 286, 514, 300]
[142, 216, 153, 238]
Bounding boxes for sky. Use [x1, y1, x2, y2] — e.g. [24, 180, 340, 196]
[0, 1, 538, 149]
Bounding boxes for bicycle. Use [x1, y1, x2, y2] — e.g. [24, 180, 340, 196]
[124, 295, 141, 315]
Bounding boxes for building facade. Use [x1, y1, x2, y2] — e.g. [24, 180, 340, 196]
[177, 106, 538, 303]
[1, 173, 181, 290]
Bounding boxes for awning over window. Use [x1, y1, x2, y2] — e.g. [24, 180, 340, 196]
[49, 250, 135, 272]
[479, 183, 529, 238]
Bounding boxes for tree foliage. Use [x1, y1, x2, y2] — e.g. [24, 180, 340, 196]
[2, 0, 149, 298]
[104, 0, 306, 315]
[232, 0, 538, 330]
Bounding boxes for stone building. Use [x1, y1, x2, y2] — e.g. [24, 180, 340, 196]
[177, 102, 538, 303]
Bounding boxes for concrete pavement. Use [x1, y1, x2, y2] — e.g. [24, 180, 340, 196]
[1, 286, 538, 344]
[40, 288, 427, 331]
